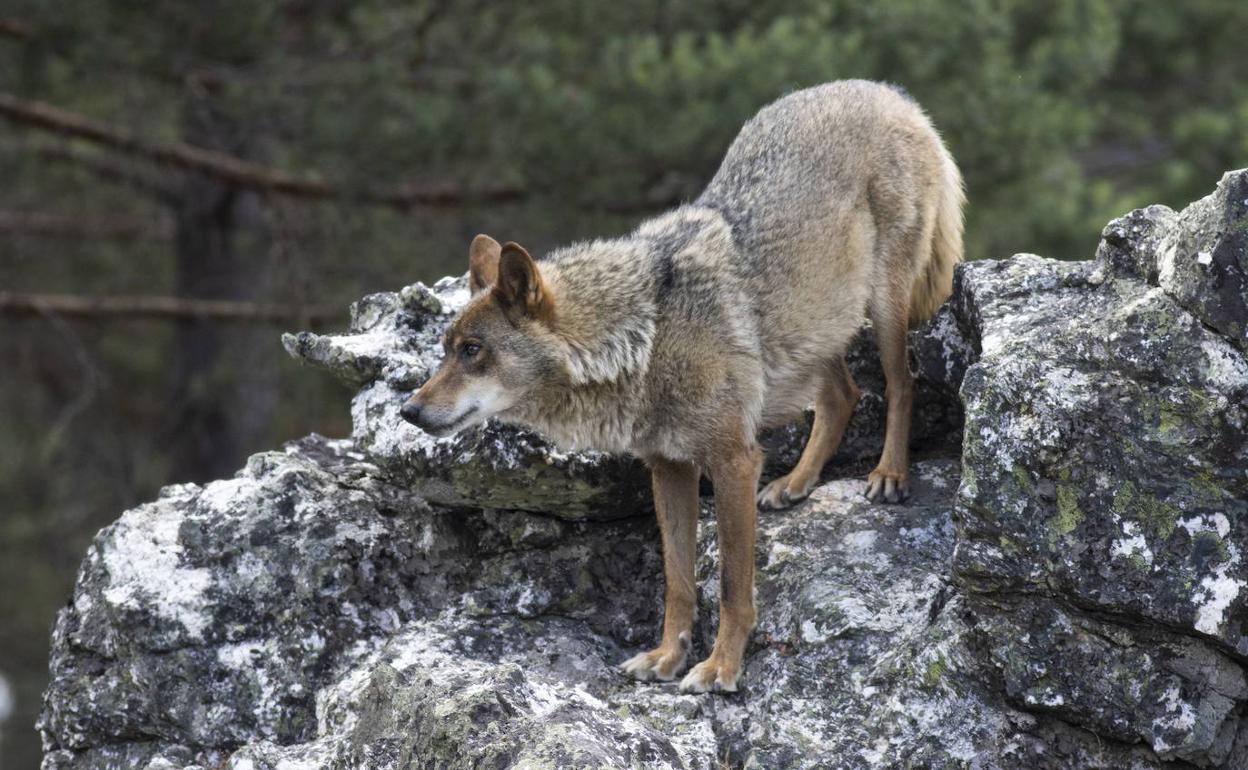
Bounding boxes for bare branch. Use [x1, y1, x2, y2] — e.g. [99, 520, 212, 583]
[0, 210, 172, 239]
[0, 292, 342, 324]
[0, 91, 524, 209]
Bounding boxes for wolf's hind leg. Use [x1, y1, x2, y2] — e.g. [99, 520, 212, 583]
[757, 358, 860, 510]
[621, 457, 699, 682]
[865, 292, 915, 503]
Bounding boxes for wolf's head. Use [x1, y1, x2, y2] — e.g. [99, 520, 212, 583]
[401, 235, 562, 436]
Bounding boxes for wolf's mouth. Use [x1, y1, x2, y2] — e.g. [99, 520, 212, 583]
[421, 406, 479, 437]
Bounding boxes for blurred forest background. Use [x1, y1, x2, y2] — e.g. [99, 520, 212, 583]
[1, 0, 1246, 765]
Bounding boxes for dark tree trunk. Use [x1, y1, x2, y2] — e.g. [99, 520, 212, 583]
[163, 92, 276, 483]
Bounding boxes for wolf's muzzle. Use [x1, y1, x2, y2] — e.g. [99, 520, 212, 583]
[399, 400, 424, 426]
[400, 398, 477, 436]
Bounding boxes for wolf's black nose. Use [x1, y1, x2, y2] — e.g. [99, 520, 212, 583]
[400, 400, 423, 425]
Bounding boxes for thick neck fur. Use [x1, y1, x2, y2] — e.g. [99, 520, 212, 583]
[500, 206, 736, 454]
[501, 237, 658, 451]
[543, 238, 659, 386]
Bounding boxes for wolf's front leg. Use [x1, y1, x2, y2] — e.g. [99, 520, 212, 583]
[621, 457, 699, 682]
[680, 441, 762, 693]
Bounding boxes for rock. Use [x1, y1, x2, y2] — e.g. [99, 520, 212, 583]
[953, 170, 1248, 766]
[981, 601, 1247, 765]
[1156, 169, 1248, 352]
[41, 170, 1248, 768]
[38, 436, 667, 765]
[39, 453, 1186, 770]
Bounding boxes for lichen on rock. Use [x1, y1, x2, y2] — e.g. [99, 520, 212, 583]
[41, 169, 1248, 769]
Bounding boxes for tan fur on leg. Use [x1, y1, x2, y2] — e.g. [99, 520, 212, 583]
[621, 457, 699, 682]
[865, 303, 914, 503]
[758, 357, 860, 510]
[681, 436, 762, 693]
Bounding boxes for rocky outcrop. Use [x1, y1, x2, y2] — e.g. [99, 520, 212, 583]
[40, 170, 1248, 769]
[953, 171, 1248, 766]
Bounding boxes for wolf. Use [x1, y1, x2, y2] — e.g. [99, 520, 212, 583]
[401, 80, 964, 692]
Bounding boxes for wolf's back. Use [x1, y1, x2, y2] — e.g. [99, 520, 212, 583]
[695, 79, 963, 326]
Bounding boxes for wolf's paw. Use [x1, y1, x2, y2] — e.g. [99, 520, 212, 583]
[678, 654, 742, 694]
[756, 473, 814, 511]
[620, 635, 690, 682]
[865, 468, 910, 504]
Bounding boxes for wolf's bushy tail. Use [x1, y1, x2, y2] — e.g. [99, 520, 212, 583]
[908, 145, 965, 325]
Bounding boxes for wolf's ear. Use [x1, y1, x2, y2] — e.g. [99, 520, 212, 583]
[495, 242, 553, 324]
[468, 234, 501, 295]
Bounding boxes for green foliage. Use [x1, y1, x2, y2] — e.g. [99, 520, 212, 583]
[9, 0, 1242, 260]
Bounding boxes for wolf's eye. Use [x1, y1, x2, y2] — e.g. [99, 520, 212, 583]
[461, 342, 482, 358]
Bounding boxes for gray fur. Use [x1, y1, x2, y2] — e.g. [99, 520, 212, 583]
[420, 80, 964, 468]
[502, 80, 963, 464]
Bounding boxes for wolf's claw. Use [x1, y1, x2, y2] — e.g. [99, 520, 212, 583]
[620, 635, 690, 682]
[865, 469, 910, 503]
[756, 473, 814, 511]
[679, 655, 742, 694]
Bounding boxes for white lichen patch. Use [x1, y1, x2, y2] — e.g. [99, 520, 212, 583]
[232, 551, 269, 587]
[101, 501, 214, 640]
[976, 423, 1017, 473]
[870, 688, 984, 764]
[1193, 543, 1243, 636]
[1110, 521, 1153, 566]
[1178, 513, 1232, 540]
[1021, 686, 1066, 708]
[1150, 681, 1199, 754]
[765, 539, 801, 566]
[800, 618, 830, 644]
[198, 477, 261, 514]
[924, 309, 974, 382]
[917, 461, 953, 489]
[431, 278, 471, 315]
[217, 640, 267, 668]
[1040, 366, 1093, 412]
[1199, 338, 1248, 392]
[217, 640, 289, 732]
[329, 329, 401, 359]
[979, 329, 1010, 357]
[840, 529, 881, 562]
[1157, 240, 1179, 290]
[227, 739, 340, 770]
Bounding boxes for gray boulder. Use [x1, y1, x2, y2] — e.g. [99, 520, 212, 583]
[1156, 169, 1248, 351]
[40, 169, 1248, 769]
[953, 170, 1248, 767]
